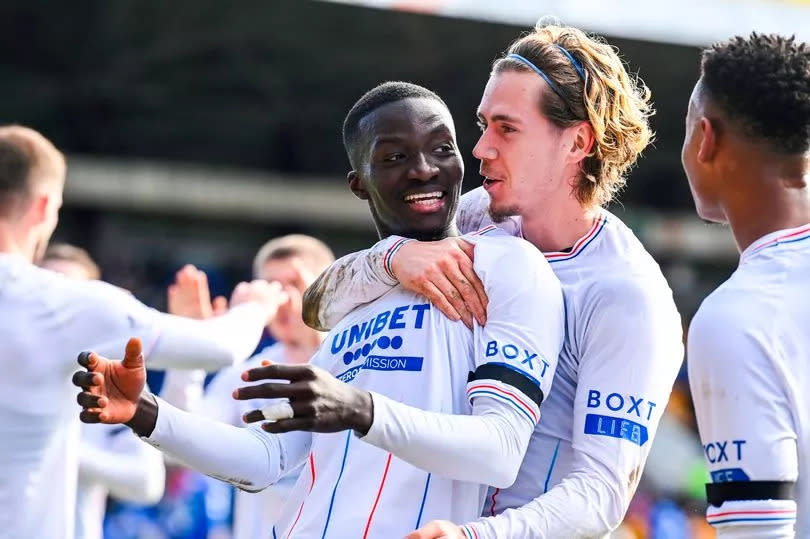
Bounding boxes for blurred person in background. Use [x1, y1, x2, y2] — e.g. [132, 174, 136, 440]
[683, 33, 810, 537]
[0, 124, 283, 539]
[40, 243, 167, 539]
[303, 24, 683, 539]
[161, 235, 334, 538]
[199, 234, 333, 538]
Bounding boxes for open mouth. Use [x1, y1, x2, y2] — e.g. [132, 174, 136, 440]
[403, 191, 446, 213]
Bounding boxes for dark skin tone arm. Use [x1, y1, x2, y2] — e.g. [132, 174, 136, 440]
[73, 339, 374, 437]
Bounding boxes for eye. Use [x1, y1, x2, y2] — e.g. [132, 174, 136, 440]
[382, 153, 405, 162]
[434, 142, 455, 154]
[501, 124, 517, 134]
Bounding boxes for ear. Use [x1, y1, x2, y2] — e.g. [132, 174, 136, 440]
[569, 122, 595, 163]
[347, 171, 369, 200]
[697, 117, 717, 163]
[29, 193, 50, 224]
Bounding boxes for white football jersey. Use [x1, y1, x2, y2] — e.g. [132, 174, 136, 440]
[75, 422, 165, 539]
[0, 255, 161, 539]
[0, 253, 266, 539]
[689, 223, 810, 536]
[271, 233, 563, 539]
[455, 188, 684, 538]
[201, 344, 303, 539]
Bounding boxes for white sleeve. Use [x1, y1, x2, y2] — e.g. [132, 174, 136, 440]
[78, 278, 268, 371]
[142, 396, 311, 492]
[688, 304, 797, 537]
[360, 238, 563, 488]
[466, 278, 684, 538]
[302, 236, 409, 331]
[362, 393, 533, 488]
[78, 426, 166, 504]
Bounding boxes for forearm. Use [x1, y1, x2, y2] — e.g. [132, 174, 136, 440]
[361, 393, 532, 488]
[135, 395, 309, 492]
[78, 441, 165, 504]
[146, 303, 268, 371]
[467, 468, 624, 538]
[303, 237, 405, 331]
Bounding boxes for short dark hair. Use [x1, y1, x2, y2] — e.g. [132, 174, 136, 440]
[701, 33, 810, 153]
[342, 82, 448, 168]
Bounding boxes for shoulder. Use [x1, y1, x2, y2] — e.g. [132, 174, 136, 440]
[457, 187, 521, 235]
[471, 235, 556, 286]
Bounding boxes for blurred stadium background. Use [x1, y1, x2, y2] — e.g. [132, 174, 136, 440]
[3, 1, 809, 537]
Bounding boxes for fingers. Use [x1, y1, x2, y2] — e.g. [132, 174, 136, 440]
[404, 522, 445, 539]
[456, 239, 476, 260]
[453, 262, 488, 326]
[122, 338, 144, 369]
[422, 276, 472, 329]
[77, 351, 98, 370]
[79, 410, 102, 424]
[240, 363, 314, 383]
[233, 380, 306, 401]
[212, 296, 228, 315]
[72, 370, 101, 389]
[76, 391, 107, 409]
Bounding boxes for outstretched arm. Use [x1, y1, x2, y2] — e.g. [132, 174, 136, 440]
[73, 339, 310, 492]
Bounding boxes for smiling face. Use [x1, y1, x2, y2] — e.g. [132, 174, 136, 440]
[473, 70, 570, 221]
[349, 97, 464, 240]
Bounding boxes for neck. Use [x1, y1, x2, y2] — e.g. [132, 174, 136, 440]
[720, 152, 810, 253]
[519, 188, 600, 252]
[0, 222, 35, 262]
[378, 222, 460, 242]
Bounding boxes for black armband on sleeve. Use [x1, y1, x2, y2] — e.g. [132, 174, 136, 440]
[706, 480, 796, 507]
[467, 363, 544, 407]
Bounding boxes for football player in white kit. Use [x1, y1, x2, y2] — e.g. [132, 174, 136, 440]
[73, 82, 566, 538]
[0, 125, 289, 539]
[682, 33, 810, 537]
[40, 244, 166, 539]
[302, 24, 684, 538]
[199, 234, 333, 538]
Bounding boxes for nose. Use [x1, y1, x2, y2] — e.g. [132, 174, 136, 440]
[409, 152, 439, 182]
[473, 130, 497, 161]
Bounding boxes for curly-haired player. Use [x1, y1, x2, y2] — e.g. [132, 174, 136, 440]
[684, 33, 810, 537]
[303, 24, 684, 538]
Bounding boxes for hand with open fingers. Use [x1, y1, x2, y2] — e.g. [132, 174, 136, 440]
[390, 238, 488, 329]
[72, 338, 146, 424]
[167, 264, 226, 319]
[230, 280, 290, 324]
[234, 361, 374, 435]
[405, 520, 466, 539]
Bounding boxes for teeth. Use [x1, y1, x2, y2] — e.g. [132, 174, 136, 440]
[404, 191, 443, 202]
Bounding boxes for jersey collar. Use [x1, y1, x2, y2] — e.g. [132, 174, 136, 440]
[742, 222, 810, 262]
[536, 212, 608, 264]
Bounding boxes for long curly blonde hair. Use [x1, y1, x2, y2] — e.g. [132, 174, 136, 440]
[493, 24, 654, 207]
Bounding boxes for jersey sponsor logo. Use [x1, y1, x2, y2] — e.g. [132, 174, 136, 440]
[584, 414, 649, 446]
[336, 356, 424, 383]
[331, 303, 430, 362]
[704, 439, 746, 464]
[586, 389, 657, 421]
[485, 340, 550, 378]
[710, 468, 751, 482]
